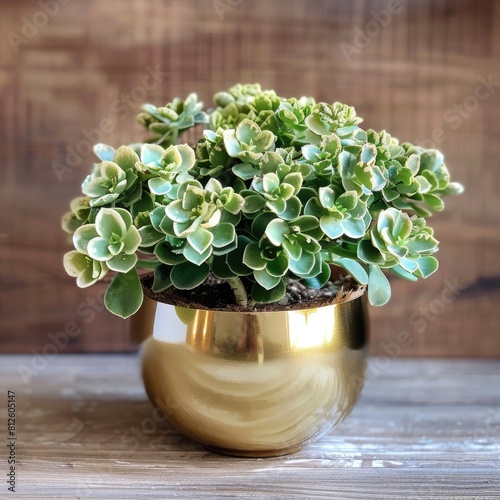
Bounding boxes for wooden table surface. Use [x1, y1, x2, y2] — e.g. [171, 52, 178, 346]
[1, 355, 499, 499]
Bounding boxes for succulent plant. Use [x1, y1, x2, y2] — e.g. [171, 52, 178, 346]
[136, 143, 196, 196]
[63, 251, 108, 288]
[304, 187, 370, 239]
[62, 84, 463, 318]
[358, 208, 439, 277]
[137, 93, 208, 147]
[158, 178, 244, 263]
[72, 208, 141, 273]
[223, 119, 276, 164]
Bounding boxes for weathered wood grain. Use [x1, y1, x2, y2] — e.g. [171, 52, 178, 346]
[0, 0, 499, 355]
[0, 355, 499, 498]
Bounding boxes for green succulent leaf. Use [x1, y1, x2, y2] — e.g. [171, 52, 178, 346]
[279, 196, 302, 220]
[243, 194, 266, 213]
[96, 208, 127, 238]
[251, 212, 277, 239]
[175, 143, 196, 170]
[361, 143, 377, 163]
[138, 226, 164, 247]
[390, 265, 419, 281]
[420, 150, 443, 172]
[341, 218, 366, 239]
[73, 225, 98, 255]
[113, 145, 140, 171]
[266, 219, 289, 246]
[252, 279, 286, 303]
[187, 227, 214, 254]
[288, 252, 315, 276]
[183, 241, 212, 265]
[367, 264, 391, 306]
[423, 193, 445, 211]
[300, 261, 331, 289]
[210, 223, 236, 248]
[442, 182, 465, 196]
[292, 215, 318, 232]
[254, 268, 281, 290]
[93, 143, 115, 162]
[211, 255, 237, 279]
[226, 235, 253, 276]
[266, 252, 289, 277]
[104, 268, 143, 319]
[148, 177, 172, 195]
[333, 258, 369, 285]
[87, 237, 113, 261]
[237, 119, 260, 143]
[320, 216, 343, 239]
[107, 253, 138, 273]
[305, 114, 329, 136]
[141, 143, 164, 164]
[121, 226, 142, 251]
[263, 173, 280, 192]
[232, 162, 260, 180]
[63, 251, 108, 288]
[336, 191, 357, 211]
[152, 264, 173, 292]
[282, 238, 302, 260]
[414, 256, 439, 278]
[170, 261, 210, 289]
[243, 243, 267, 270]
[357, 239, 385, 265]
[154, 242, 185, 265]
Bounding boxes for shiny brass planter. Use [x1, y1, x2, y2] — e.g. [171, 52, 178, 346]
[133, 293, 368, 457]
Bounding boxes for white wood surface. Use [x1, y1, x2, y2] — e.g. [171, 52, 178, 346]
[0, 356, 499, 499]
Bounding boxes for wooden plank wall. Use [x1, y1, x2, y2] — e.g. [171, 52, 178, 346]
[1, 0, 499, 356]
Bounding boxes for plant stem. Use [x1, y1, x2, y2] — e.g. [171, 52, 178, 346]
[227, 277, 248, 308]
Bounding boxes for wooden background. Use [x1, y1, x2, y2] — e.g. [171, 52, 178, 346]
[1, 0, 499, 356]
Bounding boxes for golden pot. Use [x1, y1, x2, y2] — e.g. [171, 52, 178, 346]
[132, 292, 368, 457]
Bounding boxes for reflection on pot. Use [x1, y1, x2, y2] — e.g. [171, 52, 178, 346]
[136, 295, 368, 457]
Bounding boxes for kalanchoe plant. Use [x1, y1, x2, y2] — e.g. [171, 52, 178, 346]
[62, 83, 463, 318]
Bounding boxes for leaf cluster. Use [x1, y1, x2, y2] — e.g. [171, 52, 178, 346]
[62, 84, 463, 317]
